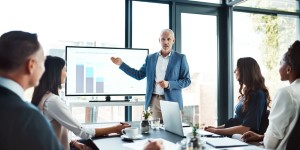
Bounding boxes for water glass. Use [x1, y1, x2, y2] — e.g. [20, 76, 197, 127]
[151, 118, 160, 130]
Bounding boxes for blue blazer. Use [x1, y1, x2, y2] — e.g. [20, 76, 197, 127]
[119, 51, 191, 109]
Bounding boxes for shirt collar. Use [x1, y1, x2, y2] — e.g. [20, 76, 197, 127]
[159, 51, 172, 57]
[291, 78, 300, 85]
[0, 76, 25, 100]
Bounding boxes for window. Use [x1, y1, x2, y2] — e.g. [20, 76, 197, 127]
[233, 11, 299, 107]
[189, 0, 220, 3]
[181, 13, 218, 127]
[132, 1, 169, 54]
[237, 0, 299, 12]
[1, 0, 125, 59]
[131, 1, 169, 121]
[1, 0, 125, 123]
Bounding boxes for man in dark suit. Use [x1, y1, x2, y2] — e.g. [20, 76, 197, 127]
[111, 29, 191, 120]
[0, 31, 63, 150]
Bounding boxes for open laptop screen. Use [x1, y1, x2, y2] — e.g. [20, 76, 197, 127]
[160, 100, 214, 137]
[160, 100, 185, 136]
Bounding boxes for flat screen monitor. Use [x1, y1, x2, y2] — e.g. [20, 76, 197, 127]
[65, 46, 148, 96]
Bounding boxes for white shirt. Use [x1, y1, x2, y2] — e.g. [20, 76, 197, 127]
[41, 92, 95, 139]
[264, 79, 300, 149]
[153, 51, 171, 95]
[0, 77, 24, 100]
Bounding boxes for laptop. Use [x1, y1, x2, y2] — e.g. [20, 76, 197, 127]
[160, 101, 214, 137]
[205, 137, 248, 148]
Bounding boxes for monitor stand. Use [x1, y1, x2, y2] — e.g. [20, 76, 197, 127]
[89, 95, 132, 102]
[124, 96, 131, 101]
[105, 95, 111, 101]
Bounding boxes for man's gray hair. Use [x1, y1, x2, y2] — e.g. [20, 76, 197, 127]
[160, 29, 175, 38]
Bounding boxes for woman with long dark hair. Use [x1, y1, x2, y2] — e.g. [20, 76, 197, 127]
[242, 40, 300, 149]
[205, 57, 271, 136]
[32, 56, 130, 150]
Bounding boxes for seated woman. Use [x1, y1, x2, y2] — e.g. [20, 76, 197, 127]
[31, 56, 131, 150]
[242, 40, 300, 150]
[205, 57, 271, 136]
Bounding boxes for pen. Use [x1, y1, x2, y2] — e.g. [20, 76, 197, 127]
[120, 122, 131, 127]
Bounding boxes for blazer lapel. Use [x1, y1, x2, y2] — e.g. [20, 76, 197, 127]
[149, 53, 159, 77]
[165, 52, 174, 79]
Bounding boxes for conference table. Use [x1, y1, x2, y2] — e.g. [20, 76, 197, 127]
[87, 122, 265, 150]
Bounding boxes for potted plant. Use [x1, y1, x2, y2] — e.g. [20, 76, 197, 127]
[140, 109, 151, 133]
[186, 124, 202, 150]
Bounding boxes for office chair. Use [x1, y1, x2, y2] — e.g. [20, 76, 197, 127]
[286, 113, 300, 150]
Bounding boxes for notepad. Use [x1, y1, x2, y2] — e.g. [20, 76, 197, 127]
[205, 137, 248, 148]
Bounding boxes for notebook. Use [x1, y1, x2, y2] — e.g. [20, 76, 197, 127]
[205, 137, 248, 148]
[160, 101, 214, 137]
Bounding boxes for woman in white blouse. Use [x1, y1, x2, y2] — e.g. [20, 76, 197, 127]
[32, 56, 130, 150]
[242, 40, 300, 149]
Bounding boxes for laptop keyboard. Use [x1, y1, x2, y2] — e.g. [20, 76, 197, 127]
[183, 127, 214, 137]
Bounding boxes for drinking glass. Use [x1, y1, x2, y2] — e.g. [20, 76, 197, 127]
[151, 118, 160, 130]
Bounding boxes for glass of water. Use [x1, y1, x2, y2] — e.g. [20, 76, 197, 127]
[151, 118, 160, 130]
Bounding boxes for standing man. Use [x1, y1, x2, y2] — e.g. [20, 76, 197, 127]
[111, 29, 191, 120]
[0, 31, 63, 150]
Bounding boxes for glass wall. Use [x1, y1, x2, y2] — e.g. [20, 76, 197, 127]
[1, 0, 126, 123]
[131, 1, 169, 121]
[1, 0, 125, 58]
[237, 0, 299, 12]
[181, 13, 218, 127]
[232, 11, 299, 107]
[189, 0, 220, 3]
[132, 1, 169, 53]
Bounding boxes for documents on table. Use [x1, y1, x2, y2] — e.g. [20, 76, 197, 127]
[122, 138, 178, 150]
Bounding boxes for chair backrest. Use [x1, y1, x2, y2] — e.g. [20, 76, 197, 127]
[258, 110, 270, 134]
[286, 114, 300, 150]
